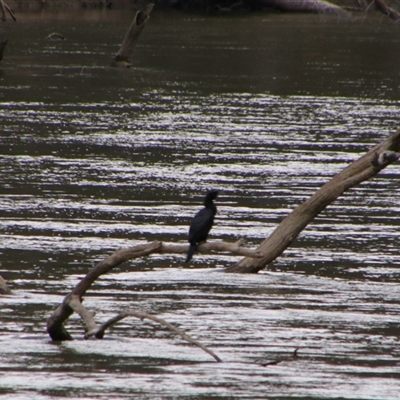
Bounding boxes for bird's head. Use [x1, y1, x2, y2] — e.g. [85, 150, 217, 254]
[206, 189, 219, 201]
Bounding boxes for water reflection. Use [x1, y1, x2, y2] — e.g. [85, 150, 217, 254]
[1, 10, 400, 400]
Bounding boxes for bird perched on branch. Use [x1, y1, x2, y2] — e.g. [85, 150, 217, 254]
[186, 189, 219, 263]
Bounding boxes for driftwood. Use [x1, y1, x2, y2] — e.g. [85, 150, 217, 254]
[0, 0, 16, 22]
[374, 0, 400, 20]
[254, 0, 350, 16]
[226, 129, 400, 273]
[110, 3, 154, 68]
[46, 239, 258, 358]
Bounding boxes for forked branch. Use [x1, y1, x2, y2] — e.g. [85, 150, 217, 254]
[47, 238, 259, 360]
[67, 295, 221, 362]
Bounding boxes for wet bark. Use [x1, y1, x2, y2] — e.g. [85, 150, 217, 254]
[47, 242, 161, 340]
[46, 239, 238, 360]
[110, 3, 153, 68]
[225, 129, 400, 273]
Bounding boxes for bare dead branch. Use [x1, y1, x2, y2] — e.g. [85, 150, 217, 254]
[69, 295, 98, 333]
[55, 276, 222, 361]
[226, 129, 400, 273]
[110, 3, 154, 68]
[87, 310, 222, 362]
[0, 1, 16, 22]
[160, 239, 262, 258]
[47, 239, 259, 341]
[4, 3, 16, 21]
[374, 0, 400, 20]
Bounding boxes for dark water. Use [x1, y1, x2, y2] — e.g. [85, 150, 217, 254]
[1, 9, 400, 399]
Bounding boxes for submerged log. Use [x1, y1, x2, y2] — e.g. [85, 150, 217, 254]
[225, 129, 400, 273]
[46, 239, 232, 361]
[110, 3, 154, 68]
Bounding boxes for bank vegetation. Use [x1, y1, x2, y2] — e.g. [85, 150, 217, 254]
[1, 0, 400, 20]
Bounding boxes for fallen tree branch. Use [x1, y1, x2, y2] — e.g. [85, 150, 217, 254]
[160, 239, 262, 258]
[374, 0, 400, 20]
[47, 239, 258, 351]
[0, 0, 16, 22]
[47, 241, 162, 341]
[226, 128, 400, 273]
[49, 240, 225, 361]
[68, 292, 222, 361]
[110, 3, 154, 68]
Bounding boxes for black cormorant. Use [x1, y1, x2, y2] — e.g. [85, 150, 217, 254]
[185, 189, 219, 263]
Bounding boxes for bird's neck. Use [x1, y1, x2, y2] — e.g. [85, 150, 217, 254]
[204, 200, 217, 214]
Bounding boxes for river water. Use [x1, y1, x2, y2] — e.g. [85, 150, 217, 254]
[1, 8, 400, 399]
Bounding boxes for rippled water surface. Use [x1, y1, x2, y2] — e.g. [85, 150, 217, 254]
[1, 9, 400, 399]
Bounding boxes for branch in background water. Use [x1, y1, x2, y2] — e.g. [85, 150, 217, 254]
[110, 3, 154, 68]
[254, 0, 350, 16]
[374, 0, 400, 20]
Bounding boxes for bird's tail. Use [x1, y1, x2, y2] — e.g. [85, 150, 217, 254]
[185, 243, 197, 263]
